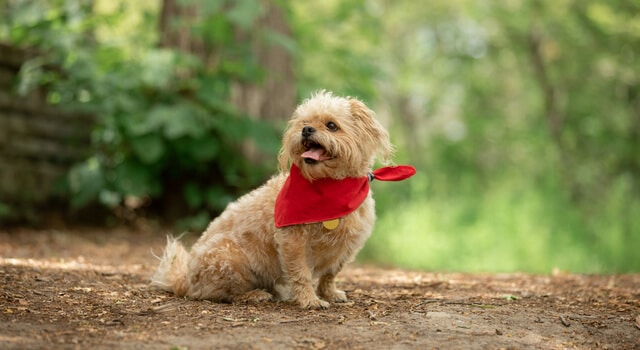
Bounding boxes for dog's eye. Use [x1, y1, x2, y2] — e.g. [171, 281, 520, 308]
[326, 122, 338, 131]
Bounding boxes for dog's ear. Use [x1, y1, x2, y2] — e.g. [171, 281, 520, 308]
[277, 139, 291, 173]
[277, 149, 291, 172]
[349, 99, 395, 165]
[277, 120, 294, 172]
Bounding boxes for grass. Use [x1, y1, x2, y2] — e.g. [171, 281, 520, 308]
[359, 173, 640, 274]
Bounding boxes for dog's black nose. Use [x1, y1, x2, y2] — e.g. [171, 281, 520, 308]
[302, 126, 316, 138]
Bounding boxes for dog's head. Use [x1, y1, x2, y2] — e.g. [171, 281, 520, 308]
[278, 91, 394, 180]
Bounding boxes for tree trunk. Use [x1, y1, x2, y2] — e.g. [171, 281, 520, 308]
[158, 0, 204, 55]
[157, 0, 295, 221]
[159, 0, 295, 121]
[230, 1, 295, 122]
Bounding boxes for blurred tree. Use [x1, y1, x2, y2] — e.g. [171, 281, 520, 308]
[290, 0, 383, 102]
[330, 0, 640, 272]
[229, 0, 295, 123]
[153, 0, 295, 221]
[158, 0, 294, 122]
[3, 0, 638, 270]
[1, 0, 293, 228]
[370, 0, 639, 207]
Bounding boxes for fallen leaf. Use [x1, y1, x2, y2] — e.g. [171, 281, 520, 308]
[635, 315, 640, 330]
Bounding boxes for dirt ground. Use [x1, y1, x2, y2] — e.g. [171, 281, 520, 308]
[0, 227, 638, 350]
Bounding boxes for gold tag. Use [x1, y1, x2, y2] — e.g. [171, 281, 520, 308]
[323, 219, 340, 230]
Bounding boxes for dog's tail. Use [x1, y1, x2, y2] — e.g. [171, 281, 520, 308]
[151, 236, 190, 296]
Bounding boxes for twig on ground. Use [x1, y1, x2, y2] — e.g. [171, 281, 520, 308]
[559, 315, 571, 327]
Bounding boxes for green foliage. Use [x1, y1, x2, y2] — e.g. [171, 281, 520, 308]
[290, 1, 383, 102]
[364, 172, 640, 273]
[4, 0, 638, 272]
[351, 0, 640, 273]
[3, 0, 281, 225]
[0, 202, 11, 220]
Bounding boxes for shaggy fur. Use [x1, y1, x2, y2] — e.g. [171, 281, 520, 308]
[151, 91, 394, 309]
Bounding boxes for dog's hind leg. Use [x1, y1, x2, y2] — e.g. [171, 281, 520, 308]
[233, 289, 274, 304]
[186, 237, 272, 303]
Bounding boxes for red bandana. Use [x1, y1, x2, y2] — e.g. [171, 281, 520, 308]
[274, 163, 416, 228]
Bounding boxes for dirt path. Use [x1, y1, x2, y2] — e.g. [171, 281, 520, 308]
[1, 228, 638, 349]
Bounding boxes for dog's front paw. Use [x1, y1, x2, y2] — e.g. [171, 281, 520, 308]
[296, 295, 330, 309]
[293, 289, 330, 309]
[292, 283, 330, 309]
[320, 288, 348, 303]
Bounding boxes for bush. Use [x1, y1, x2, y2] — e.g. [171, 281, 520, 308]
[4, 0, 282, 227]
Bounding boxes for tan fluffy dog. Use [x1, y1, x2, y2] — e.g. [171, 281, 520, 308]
[151, 91, 393, 309]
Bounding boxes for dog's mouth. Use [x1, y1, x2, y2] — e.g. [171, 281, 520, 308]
[301, 140, 332, 164]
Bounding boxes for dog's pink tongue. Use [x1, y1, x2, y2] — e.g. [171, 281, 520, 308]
[302, 148, 329, 161]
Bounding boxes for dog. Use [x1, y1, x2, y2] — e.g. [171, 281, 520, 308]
[151, 91, 412, 309]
